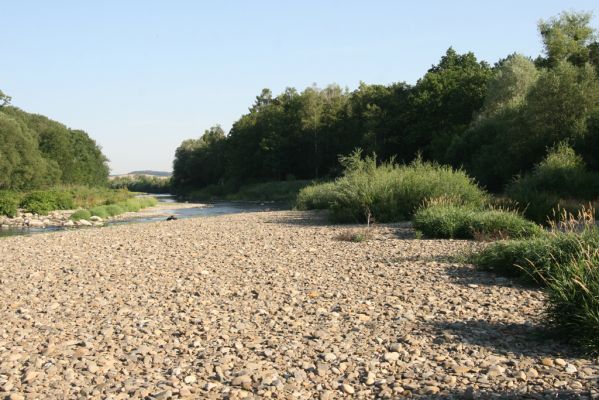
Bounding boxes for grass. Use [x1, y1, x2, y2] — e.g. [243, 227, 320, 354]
[296, 151, 487, 223]
[71, 196, 158, 220]
[69, 209, 92, 220]
[413, 202, 543, 240]
[335, 228, 373, 243]
[468, 207, 599, 354]
[545, 245, 599, 354]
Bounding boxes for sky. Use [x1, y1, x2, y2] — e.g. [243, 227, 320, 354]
[2, 1, 598, 174]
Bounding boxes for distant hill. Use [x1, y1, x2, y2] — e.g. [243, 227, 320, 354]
[128, 170, 172, 177]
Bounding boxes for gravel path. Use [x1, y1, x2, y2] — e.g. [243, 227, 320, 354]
[0, 211, 597, 399]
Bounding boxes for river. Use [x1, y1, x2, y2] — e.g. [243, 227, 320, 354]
[0, 195, 286, 238]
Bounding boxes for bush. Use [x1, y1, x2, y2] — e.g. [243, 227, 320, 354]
[0, 191, 21, 217]
[296, 151, 487, 223]
[295, 182, 339, 210]
[414, 203, 543, 240]
[104, 204, 125, 216]
[506, 144, 599, 223]
[545, 245, 599, 354]
[89, 206, 110, 219]
[470, 227, 599, 284]
[70, 209, 92, 221]
[20, 190, 74, 215]
[68, 186, 132, 208]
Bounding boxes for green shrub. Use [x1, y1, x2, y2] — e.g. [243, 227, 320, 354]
[296, 151, 487, 223]
[89, 206, 110, 219]
[506, 144, 599, 223]
[137, 196, 158, 208]
[0, 191, 21, 217]
[104, 204, 125, 216]
[470, 227, 599, 283]
[414, 204, 543, 240]
[21, 191, 74, 215]
[545, 246, 599, 354]
[70, 209, 92, 221]
[296, 182, 339, 210]
[122, 199, 142, 212]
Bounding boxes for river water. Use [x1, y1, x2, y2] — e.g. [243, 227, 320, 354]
[0, 195, 286, 238]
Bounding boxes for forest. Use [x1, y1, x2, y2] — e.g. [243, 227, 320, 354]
[172, 11, 599, 195]
[0, 91, 109, 190]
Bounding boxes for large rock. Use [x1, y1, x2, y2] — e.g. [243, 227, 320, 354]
[77, 219, 93, 226]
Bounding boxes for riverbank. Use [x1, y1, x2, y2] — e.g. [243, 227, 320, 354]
[0, 202, 203, 230]
[0, 211, 597, 399]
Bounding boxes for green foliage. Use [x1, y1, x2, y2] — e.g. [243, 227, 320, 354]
[89, 206, 110, 219]
[20, 190, 75, 215]
[109, 175, 172, 194]
[0, 190, 20, 217]
[104, 204, 125, 216]
[413, 204, 543, 240]
[296, 182, 338, 210]
[538, 11, 596, 67]
[296, 150, 487, 223]
[0, 102, 109, 190]
[545, 246, 599, 354]
[506, 144, 599, 223]
[470, 226, 599, 354]
[69, 209, 92, 221]
[469, 227, 599, 283]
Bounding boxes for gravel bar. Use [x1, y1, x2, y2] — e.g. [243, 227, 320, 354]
[0, 211, 597, 399]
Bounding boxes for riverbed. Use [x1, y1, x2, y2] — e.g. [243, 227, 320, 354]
[0, 195, 285, 238]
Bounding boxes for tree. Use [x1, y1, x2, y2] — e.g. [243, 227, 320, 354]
[538, 11, 597, 67]
[0, 90, 11, 108]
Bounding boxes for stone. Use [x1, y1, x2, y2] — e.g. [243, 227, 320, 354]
[341, 383, 355, 394]
[184, 375, 196, 384]
[383, 352, 400, 362]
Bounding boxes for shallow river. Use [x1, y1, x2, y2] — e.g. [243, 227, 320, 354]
[0, 195, 286, 238]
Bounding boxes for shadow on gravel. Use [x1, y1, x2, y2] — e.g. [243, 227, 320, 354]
[443, 264, 532, 289]
[426, 388, 595, 399]
[431, 319, 580, 358]
[265, 211, 331, 226]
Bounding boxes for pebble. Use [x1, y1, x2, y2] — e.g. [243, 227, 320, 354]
[0, 210, 596, 398]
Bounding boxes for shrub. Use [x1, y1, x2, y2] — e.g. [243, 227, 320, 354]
[296, 150, 487, 223]
[0, 191, 20, 217]
[545, 245, 599, 354]
[21, 190, 74, 215]
[414, 203, 543, 240]
[506, 144, 599, 223]
[296, 182, 339, 210]
[470, 227, 599, 284]
[70, 209, 92, 221]
[122, 199, 142, 212]
[104, 204, 125, 216]
[89, 206, 110, 219]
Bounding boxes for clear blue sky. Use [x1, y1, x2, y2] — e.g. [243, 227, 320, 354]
[2, 1, 597, 174]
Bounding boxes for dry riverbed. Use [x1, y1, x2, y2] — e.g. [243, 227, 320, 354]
[0, 211, 597, 399]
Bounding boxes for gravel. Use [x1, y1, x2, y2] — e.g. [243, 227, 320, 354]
[0, 210, 597, 399]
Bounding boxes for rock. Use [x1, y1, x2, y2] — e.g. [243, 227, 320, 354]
[453, 365, 470, 374]
[323, 353, 337, 362]
[341, 383, 355, 394]
[90, 216, 103, 222]
[64, 220, 75, 227]
[555, 358, 567, 367]
[565, 364, 577, 374]
[78, 219, 93, 226]
[541, 358, 554, 367]
[232, 375, 252, 386]
[383, 352, 400, 362]
[8, 394, 25, 400]
[184, 375, 196, 384]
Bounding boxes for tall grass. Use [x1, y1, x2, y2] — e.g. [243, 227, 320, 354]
[0, 190, 21, 217]
[545, 245, 599, 354]
[296, 151, 487, 223]
[413, 201, 543, 240]
[469, 207, 599, 354]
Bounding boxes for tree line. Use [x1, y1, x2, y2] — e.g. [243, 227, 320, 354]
[173, 11, 599, 193]
[0, 93, 109, 190]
